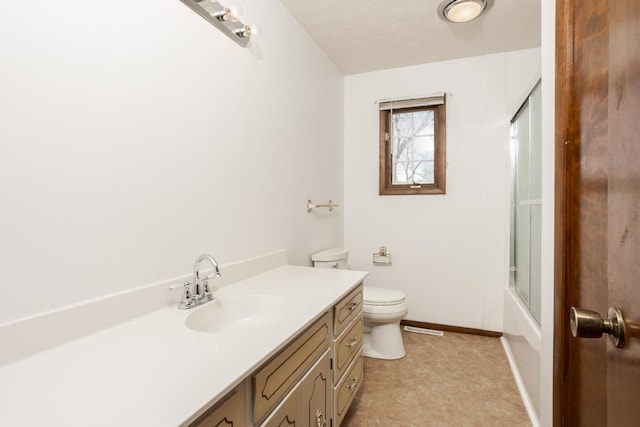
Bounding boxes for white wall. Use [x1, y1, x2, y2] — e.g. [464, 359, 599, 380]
[344, 48, 540, 332]
[0, 0, 344, 323]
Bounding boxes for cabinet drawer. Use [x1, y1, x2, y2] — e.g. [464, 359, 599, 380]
[253, 311, 331, 424]
[190, 382, 245, 427]
[334, 351, 363, 427]
[334, 316, 363, 383]
[333, 284, 363, 337]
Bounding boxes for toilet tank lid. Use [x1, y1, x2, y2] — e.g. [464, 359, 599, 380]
[311, 248, 349, 262]
[364, 287, 406, 305]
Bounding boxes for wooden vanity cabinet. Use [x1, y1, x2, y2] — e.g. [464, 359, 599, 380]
[189, 282, 365, 427]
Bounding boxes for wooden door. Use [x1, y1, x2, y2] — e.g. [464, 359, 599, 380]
[606, 0, 640, 424]
[556, 0, 640, 425]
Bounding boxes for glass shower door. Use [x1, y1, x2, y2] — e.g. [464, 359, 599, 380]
[510, 80, 542, 324]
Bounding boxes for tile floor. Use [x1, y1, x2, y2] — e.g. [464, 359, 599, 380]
[341, 330, 531, 426]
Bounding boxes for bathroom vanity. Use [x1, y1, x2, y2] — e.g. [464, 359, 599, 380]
[0, 251, 367, 427]
[191, 284, 364, 427]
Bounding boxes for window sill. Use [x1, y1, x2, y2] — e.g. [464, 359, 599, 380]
[379, 184, 446, 195]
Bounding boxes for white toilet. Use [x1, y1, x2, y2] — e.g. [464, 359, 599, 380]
[311, 248, 409, 360]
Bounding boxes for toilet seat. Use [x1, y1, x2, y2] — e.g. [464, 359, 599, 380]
[363, 287, 406, 306]
[363, 287, 408, 318]
[363, 300, 409, 316]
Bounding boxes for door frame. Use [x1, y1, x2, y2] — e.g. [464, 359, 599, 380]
[553, 0, 570, 422]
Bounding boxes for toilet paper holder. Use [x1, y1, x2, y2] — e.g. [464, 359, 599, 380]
[373, 246, 392, 265]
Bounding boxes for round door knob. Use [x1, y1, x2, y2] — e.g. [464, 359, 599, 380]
[570, 306, 627, 348]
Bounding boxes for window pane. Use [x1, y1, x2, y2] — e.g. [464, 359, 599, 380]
[392, 110, 435, 184]
[393, 161, 408, 182]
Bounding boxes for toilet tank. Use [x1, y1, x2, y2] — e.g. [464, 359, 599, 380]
[311, 248, 349, 270]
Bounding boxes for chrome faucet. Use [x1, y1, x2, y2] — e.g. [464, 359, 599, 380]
[175, 254, 222, 309]
[194, 254, 221, 302]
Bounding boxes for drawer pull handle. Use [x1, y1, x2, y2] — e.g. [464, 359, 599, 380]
[316, 409, 327, 427]
[346, 337, 359, 348]
[347, 376, 360, 390]
[348, 302, 360, 311]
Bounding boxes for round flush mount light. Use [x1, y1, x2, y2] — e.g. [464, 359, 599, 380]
[438, 0, 493, 23]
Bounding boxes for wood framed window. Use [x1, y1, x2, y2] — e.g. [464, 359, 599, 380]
[379, 95, 446, 195]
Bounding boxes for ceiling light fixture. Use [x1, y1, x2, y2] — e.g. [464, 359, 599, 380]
[437, 0, 493, 23]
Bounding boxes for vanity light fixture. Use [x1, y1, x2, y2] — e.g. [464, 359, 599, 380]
[213, 7, 234, 22]
[213, 4, 242, 22]
[235, 24, 259, 38]
[179, 0, 257, 47]
[437, 0, 493, 23]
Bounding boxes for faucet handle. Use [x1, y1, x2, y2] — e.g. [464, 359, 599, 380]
[174, 281, 197, 310]
[200, 275, 214, 301]
[182, 281, 192, 301]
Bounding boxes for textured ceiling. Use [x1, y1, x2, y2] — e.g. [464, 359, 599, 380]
[279, 0, 541, 75]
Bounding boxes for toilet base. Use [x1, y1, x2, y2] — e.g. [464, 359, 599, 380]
[363, 319, 406, 360]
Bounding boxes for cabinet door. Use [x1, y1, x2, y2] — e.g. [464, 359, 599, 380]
[260, 385, 301, 427]
[301, 350, 332, 427]
[254, 312, 332, 423]
[190, 383, 245, 427]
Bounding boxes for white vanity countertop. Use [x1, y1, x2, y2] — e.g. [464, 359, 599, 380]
[0, 265, 367, 426]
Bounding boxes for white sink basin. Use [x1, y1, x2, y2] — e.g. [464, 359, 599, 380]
[185, 295, 291, 333]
